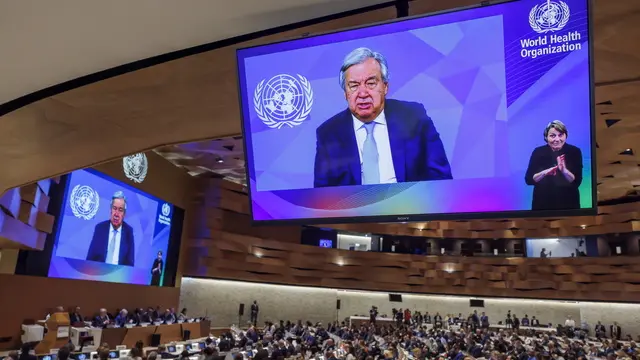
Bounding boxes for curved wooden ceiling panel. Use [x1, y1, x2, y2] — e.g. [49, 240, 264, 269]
[1, 0, 640, 206]
[0, 0, 390, 104]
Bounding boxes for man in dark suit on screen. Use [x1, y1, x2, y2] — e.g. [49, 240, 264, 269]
[314, 47, 452, 187]
[86, 191, 135, 266]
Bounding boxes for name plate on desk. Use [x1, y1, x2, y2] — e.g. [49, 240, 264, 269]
[57, 326, 70, 338]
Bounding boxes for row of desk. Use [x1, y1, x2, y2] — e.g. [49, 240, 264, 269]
[22, 321, 211, 354]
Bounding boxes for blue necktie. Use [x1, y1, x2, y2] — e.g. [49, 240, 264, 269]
[362, 122, 380, 185]
[106, 229, 116, 264]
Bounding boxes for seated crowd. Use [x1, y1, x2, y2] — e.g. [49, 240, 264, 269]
[12, 305, 637, 360]
[47, 306, 192, 327]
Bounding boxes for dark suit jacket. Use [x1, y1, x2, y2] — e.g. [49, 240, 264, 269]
[610, 325, 621, 339]
[92, 315, 110, 328]
[86, 220, 135, 266]
[69, 312, 83, 325]
[314, 99, 452, 187]
[253, 349, 269, 360]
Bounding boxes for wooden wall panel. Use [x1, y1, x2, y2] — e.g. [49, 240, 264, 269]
[0, 274, 179, 350]
[182, 179, 640, 303]
[0, 180, 55, 250]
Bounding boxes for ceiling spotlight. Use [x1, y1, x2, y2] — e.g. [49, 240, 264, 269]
[217, 158, 224, 163]
[581, 225, 587, 229]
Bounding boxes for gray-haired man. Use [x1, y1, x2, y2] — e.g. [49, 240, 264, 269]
[313, 47, 452, 188]
[86, 191, 135, 266]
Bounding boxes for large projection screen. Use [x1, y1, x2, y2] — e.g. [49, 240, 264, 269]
[237, 0, 595, 224]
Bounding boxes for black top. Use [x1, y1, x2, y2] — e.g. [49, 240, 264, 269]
[151, 259, 163, 275]
[525, 143, 583, 210]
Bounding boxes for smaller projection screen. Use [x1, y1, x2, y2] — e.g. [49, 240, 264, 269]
[237, 0, 595, 223]
[48, 169, 182, 286]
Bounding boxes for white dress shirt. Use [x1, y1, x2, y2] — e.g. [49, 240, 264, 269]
[107, 224, 122, 265]
[564, 318, 575, 327]
[352, 111, 397, 184]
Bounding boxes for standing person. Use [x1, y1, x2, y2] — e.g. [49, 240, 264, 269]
[480, 312, 489, 329]
[395, 309, 403, 327]
[250, 301, 259, 326]
[369, 306, 378, 325]
[150, 251, 164, 286]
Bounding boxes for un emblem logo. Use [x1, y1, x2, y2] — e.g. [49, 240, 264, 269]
[69, 185, 100, 220]
[161, 203, 171, 217]
[123, 153, 148, 183]
[529, 0, 570, 34]
[253, 74, 314, 129]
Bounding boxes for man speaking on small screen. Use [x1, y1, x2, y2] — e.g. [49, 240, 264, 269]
[314, 47, 452, 187]
[86, 191, 135, 266]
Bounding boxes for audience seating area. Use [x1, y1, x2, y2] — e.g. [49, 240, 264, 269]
[3, 301, 638, 360]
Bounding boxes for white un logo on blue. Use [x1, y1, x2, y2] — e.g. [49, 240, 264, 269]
[253, 74, 314, 129]
[69, 184, 100, 220]
[161, 203, 171, 217]
[529, 0, 570, 34]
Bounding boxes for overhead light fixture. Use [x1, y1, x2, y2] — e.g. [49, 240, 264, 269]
[581, 225, 587, 229]
[217, 158, 224, 163]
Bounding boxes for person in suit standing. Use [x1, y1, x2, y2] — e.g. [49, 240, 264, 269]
[86, 191, 135, 266]
[314, 47, 452, 188]
[150, 251, 164, 286]
[480, 312, 489, 329]
[595, 321, 606, 338]
[610, 321, 622, 340]
[369, 306, 378, 325]
[250, 300, 259, 326]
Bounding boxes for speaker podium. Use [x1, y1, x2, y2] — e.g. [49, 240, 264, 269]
[35, 312, 71, 354]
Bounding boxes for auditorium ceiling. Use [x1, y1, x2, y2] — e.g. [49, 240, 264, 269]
[0, 0, 389, 104]
[1, 0, 639, 211]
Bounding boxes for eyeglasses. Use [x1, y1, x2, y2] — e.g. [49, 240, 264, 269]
[346, 78, 380, 93]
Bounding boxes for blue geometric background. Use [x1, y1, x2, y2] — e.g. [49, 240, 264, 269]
[245, 15, 506, 191]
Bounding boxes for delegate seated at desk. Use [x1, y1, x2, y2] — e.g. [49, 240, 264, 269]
[114, 309, 129, 327]
[92, 308, 111, 327]
[69, 307, 84, 324]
